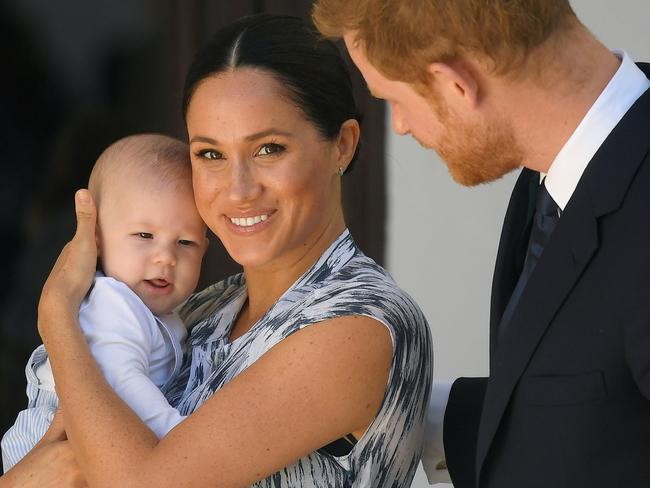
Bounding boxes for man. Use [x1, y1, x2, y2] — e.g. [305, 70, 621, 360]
[313, 1, 650, 487]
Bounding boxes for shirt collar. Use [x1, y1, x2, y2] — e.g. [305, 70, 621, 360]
[544, 51, 650, 210]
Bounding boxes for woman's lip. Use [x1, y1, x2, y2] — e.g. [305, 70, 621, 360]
[226, 209, 276, 219]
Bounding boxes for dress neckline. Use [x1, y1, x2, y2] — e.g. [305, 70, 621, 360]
[190, 229, 357, 346]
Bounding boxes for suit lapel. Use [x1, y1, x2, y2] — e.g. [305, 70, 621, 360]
[476, 71, 650, 482]
[477, 190, 599, 477]
[489, 169, 538, 359]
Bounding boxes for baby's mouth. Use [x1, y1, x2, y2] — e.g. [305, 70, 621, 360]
[146, 278, 171, 288]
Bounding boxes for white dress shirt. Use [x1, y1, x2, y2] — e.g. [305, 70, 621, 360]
[421, 51, 650, 484]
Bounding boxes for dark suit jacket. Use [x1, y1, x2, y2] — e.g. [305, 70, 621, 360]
[443, 64, 650, 488]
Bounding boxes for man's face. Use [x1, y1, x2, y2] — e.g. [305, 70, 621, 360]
[343, 33, 522, 186]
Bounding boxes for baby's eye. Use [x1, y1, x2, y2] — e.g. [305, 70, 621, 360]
[137, 232, 153, 239]
[196, 149, 223, 160]
[256, 143, 285, 157]
[178, 239, 196, 246]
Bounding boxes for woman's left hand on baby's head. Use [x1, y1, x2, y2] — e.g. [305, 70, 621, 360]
[38, 189, 98, 337]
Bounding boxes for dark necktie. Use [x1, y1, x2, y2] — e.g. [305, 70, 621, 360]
[498, 179, 561, 340]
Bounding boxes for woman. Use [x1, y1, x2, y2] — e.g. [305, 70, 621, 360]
[2, 14, 432, 487]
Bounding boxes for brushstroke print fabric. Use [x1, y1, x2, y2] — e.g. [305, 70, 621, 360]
[166, 230, 433, 487]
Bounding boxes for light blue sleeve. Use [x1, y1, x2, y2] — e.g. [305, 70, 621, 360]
[1, 346, 58, 472]
[79, 277, 186, 439]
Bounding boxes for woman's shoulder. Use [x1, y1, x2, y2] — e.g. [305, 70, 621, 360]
[330, 250, 415, 301]
[177, 273, 245, 328]
[312, 249, 429, 334]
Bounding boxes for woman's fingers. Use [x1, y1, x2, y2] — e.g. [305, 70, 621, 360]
[38, 410, 68, 446]
[0, 440, 86, 488]
[73, 190, 97, 250]
[38, 190, 98, 334]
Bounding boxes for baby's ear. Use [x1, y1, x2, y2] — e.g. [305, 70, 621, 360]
[202, 236, 210, 254]
[95, 224, 104, 258]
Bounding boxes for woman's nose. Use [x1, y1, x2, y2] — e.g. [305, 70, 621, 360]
[228, 160, 262, 202]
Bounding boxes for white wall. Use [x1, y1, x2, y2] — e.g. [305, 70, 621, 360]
[384, 2, 650, 486]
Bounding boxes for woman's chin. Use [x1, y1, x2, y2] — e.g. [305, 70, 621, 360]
[227, 249, 275, 270]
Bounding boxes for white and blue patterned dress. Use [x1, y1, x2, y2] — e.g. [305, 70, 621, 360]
[166, 230, 433, 487]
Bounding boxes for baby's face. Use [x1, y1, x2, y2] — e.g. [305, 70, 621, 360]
[97, 176, 207, 316]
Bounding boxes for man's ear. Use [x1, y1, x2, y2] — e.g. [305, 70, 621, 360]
[335, 119, 361, 173]
[428, 61, 480, 108]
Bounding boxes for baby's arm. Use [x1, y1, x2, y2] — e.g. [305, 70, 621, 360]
[1, 347, 58, 472]
[79, 278, 186, 439]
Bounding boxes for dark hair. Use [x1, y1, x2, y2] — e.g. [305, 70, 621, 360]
[182, 14, 362, 170]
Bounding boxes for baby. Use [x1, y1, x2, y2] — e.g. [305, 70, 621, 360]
[1, 134, 208, 472]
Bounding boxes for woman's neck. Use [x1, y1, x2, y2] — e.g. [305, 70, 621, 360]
[238, 218, 347, 333]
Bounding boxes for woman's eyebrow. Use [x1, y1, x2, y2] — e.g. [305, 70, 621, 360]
[244, 128, 293, 141]
[190, 129, 293, 145]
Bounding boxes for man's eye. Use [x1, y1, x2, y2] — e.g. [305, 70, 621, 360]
[137, 232, 153, 239]
[256, 143, 285, 157]
[178, 239, 195, 246]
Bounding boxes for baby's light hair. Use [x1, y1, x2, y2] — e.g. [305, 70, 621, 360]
[88, 134, 191, 207]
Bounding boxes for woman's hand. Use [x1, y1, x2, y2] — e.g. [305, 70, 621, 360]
[0, 411, 87, 488]
[38, 190, 97, 339]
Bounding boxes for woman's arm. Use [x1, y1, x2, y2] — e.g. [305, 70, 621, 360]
[38, 191, 393, 488]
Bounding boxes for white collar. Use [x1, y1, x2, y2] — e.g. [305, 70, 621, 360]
[544, 51, 650, 210]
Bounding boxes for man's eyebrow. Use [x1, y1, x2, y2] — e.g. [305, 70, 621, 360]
[189, 128, 293, 145]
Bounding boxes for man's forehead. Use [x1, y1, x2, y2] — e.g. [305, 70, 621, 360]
[342, 38, 390, 100]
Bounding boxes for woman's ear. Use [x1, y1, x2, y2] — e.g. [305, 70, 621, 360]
[335, 119, 361, 173]
[428, 61, 480, 109]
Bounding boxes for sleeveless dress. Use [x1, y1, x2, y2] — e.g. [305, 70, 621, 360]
[165, 230, 433, 487]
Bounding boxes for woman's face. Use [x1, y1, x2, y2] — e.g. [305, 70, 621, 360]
[186, 68, 348, 271]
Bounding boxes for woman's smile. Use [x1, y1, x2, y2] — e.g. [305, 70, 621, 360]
[187, 68, 346, 271]
[225, 209, 276, 234]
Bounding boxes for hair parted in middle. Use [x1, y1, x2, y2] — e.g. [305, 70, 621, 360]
[313, 0, 578, 85]
[182, 13, 362, 171]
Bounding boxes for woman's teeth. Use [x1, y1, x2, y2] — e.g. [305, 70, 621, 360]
[230, 214, 269, 227]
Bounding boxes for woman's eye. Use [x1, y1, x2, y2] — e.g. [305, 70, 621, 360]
[137, 232, 153, 239]
[197, 149, 223, 160]
[256, 143, 285, 157]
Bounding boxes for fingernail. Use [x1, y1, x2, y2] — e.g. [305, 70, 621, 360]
[77, 189, 90, 204]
